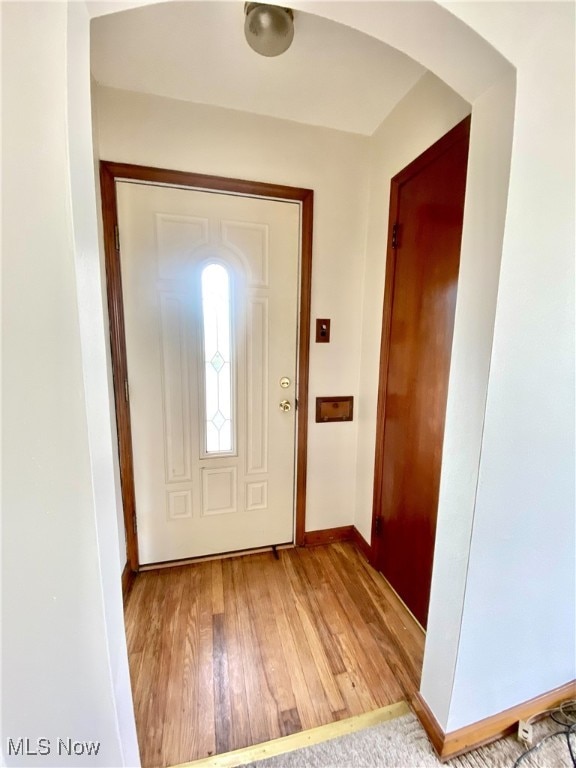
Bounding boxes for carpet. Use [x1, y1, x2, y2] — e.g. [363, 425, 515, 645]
[246, 712, 573, 768]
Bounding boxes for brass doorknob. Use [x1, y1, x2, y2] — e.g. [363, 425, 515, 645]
[279, 400, 292, 412]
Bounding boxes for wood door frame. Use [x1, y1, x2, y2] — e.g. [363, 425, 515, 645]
[100, 161, 314, 571]
[369, 116, 471, 566]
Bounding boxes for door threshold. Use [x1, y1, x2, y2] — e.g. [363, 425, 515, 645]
[139, 542, 295, 571]
[169, 701, 410, 768]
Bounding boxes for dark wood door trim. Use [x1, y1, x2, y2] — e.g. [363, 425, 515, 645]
[100, 162, 314, 571]
[369, 116, 471, 571]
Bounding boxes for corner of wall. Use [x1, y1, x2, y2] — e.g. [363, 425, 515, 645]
[91, 80, 128, 572]
[67, 2, 137, 761]
[421, 69, 516, 730]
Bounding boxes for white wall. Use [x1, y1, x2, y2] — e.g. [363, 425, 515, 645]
[439, 1, 576, 731]
[67, 6, 138, 757]
[3, 2, 574, 763]
[91, 80, 128, 569]
[1, 3, 138, 765]
[94, 86, 371, 533]
[354, 72, 471, 542]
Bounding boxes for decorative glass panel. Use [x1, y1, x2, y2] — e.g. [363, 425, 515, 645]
[201, 264, 233, 453]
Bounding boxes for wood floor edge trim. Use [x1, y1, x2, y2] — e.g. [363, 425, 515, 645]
[411, 692, 446, 757]
[376, 573, 426, 636]
[302, 525, 353, 547]
[351, 526, 372, 561]
[170, 701, 411, 768]
[414, 679, 576, 762]
[121, 561, 135, 602]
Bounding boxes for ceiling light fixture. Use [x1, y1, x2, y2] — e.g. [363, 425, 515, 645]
[244, 3, 294, 57]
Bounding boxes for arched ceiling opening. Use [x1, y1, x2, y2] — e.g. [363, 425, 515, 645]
[91, 3, 426, 135]
[89, 1, 513, 134]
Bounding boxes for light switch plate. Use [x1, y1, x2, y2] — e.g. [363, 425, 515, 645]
[316, 318, 331, 343]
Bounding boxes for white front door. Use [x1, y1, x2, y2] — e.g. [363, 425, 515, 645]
[116, 182, 300, 564]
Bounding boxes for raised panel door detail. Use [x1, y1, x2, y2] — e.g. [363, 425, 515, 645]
[246, 297, 269, 475]
[156, 213, 209, 279]
[222, 220, 269, 287]
[167, 489, 193, 520]
[246, 481, 268, 511]
[201, 467, 238, 517]
[159, 292, 192, 483]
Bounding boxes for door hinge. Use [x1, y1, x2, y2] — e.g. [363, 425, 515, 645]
[295, 398, 298, 410]
[133, 515, 138, 535]
[392, 223, 400, 250]
[375, 516, 383, 536]
[114, 224, 120, 251]
[124, 378, 129, 403]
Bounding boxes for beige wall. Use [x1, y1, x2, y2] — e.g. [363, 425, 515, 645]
[94, 77, 471, 545]
[95, 85, 371, 536]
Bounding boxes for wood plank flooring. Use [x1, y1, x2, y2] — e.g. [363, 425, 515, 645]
[124, 542, 425, 768]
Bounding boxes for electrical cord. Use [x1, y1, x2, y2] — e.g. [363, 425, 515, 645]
[513, 730, 576, 767]
[567, 722, 576, 766]
[551, 700, 576, 728]
[512, 699, 576, 768]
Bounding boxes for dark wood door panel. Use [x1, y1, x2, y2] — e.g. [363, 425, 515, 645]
[373, 117, 471, 628]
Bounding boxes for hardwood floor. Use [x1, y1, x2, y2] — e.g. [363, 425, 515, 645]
[124, 542, 424, 768]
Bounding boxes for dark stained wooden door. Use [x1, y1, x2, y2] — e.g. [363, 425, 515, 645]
[373, 117, 470, 629]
